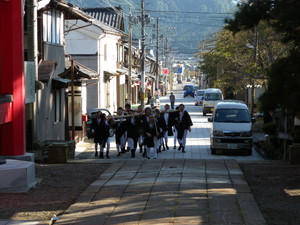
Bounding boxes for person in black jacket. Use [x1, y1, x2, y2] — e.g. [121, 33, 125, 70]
[154, 108, 167, 152]
[139, 107, 152, 157]
[125, 109, 141, 158]
[91, 112, 110, 158]
[174, 104, 193, 153]
[161, 104, 175, 150]
[112, 107, 127, 156]
[143, 114, 160, 159]
[172, 106, 180, 149]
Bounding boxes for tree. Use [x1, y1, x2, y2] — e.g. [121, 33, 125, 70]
[225, 0, 300, 114]
[196, 23, 288, 98]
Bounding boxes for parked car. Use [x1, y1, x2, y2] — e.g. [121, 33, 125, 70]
[86, 108, 112, 138]
[202, 88, 223, 116]
[183, 84, 195, 98]
[208, 100, 255, 155]
[194, 89, 206, 105]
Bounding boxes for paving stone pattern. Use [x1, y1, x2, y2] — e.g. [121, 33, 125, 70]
[55, 159, 266, 225]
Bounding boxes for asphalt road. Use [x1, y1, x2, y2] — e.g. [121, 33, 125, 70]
[76, 83, 264, 162]
[157, 84, 264, 162]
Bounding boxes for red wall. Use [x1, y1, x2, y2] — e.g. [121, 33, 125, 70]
[0, 0, 26, 155]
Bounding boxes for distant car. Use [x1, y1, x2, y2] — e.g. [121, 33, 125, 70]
[183, 85, 195, 98]
[194, 89, 206, 105]
[187, 78, 191, 82]
[202, 88, 223, 116]
[86, 108, 112, 138]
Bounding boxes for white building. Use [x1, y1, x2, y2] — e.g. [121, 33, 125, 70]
[65, 9, 126, 113]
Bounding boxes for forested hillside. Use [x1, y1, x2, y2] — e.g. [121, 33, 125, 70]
[68, 0, 235, 57]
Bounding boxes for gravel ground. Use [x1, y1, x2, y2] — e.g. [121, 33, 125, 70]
[0, 161, 299, 225]
[239, 162, 300, 225]
[0, 163, 111, 221]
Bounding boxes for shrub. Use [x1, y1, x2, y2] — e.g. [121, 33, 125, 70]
[293, 128, 300, 143]
[262, 122, 277, 135]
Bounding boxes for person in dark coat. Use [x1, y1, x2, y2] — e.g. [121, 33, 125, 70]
[161, 104, 175, 150]
[172, 106, 180, 149]
[139, 107, 152, 157]
[125, 109, 141, 158]
[112, 107, 127, 156]
[91, 112, 110, 158]
[174, 104, 193, 153]
[135, 105, 145, 153]
[169, 92, 175, 109]
[154, 108, 167, 152]
[143, 114, 160, 159]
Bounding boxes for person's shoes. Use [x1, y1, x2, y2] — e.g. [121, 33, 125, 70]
[106, 152, 110, 159]
[166, 145, 169, 150]
[121, 148, 126, 153]
[142, 149, 146, 157]
[173, 145, 176, 150]
[182, 147, 186, 153]
[162, 146, 166, 151]
[99, 152, 104, 159]
[131, 149, 136, 158]
[139, 145, 143, 153]
[95, 151, 98, 157]
[178, 144, 182, 151]
[117, 152, 121, 156]
[127, 147, 130, 152]
[147, 157, 150, 159]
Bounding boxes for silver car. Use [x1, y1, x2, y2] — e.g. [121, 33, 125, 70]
[194, 89, 206, 105]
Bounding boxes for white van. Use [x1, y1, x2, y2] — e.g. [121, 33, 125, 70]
[208, 100, 255, 155]
[202, 88, 223, 116]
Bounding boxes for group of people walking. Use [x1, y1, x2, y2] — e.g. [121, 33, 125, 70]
[91, 100, 193, 159]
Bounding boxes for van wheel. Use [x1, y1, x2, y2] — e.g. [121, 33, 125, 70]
[211, 148, 216, 154]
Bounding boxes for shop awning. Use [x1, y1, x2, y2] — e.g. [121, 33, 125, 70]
[59, 60, 92, 80]
[104, 70, 119, 82]
[117, 68, 128, 75]
[52, 78, 71, 89]
[65, 60, 99, 78]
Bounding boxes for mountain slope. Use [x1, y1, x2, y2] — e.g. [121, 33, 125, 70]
[68, 0, 235, 57]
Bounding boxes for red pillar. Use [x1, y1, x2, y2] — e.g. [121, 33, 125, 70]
[0, 0, 26, 155]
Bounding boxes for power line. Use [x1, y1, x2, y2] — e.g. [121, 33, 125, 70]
[144, 9, 234, 15]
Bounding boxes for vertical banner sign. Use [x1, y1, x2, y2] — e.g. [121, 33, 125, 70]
[164, 68, 169, 75]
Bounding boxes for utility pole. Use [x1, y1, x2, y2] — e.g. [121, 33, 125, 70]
[71, 60, 75, 140]
[140, 0, 146, 108]
[251, 26, 258, 117]
[128, 13, 133, 104]
[155, 18, 159, 91]
[164, 37, 168, 77]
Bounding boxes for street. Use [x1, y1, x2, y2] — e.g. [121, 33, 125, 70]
[76, 84, 264, 162]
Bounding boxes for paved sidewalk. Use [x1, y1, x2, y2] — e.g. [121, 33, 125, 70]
[55, 159, 266, 225]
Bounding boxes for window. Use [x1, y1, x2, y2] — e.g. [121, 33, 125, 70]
[205, 93, 222, 101]
[215, 109, 250, 123]
[43, 9, 63, 45]
[54, 89, 61, 123]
